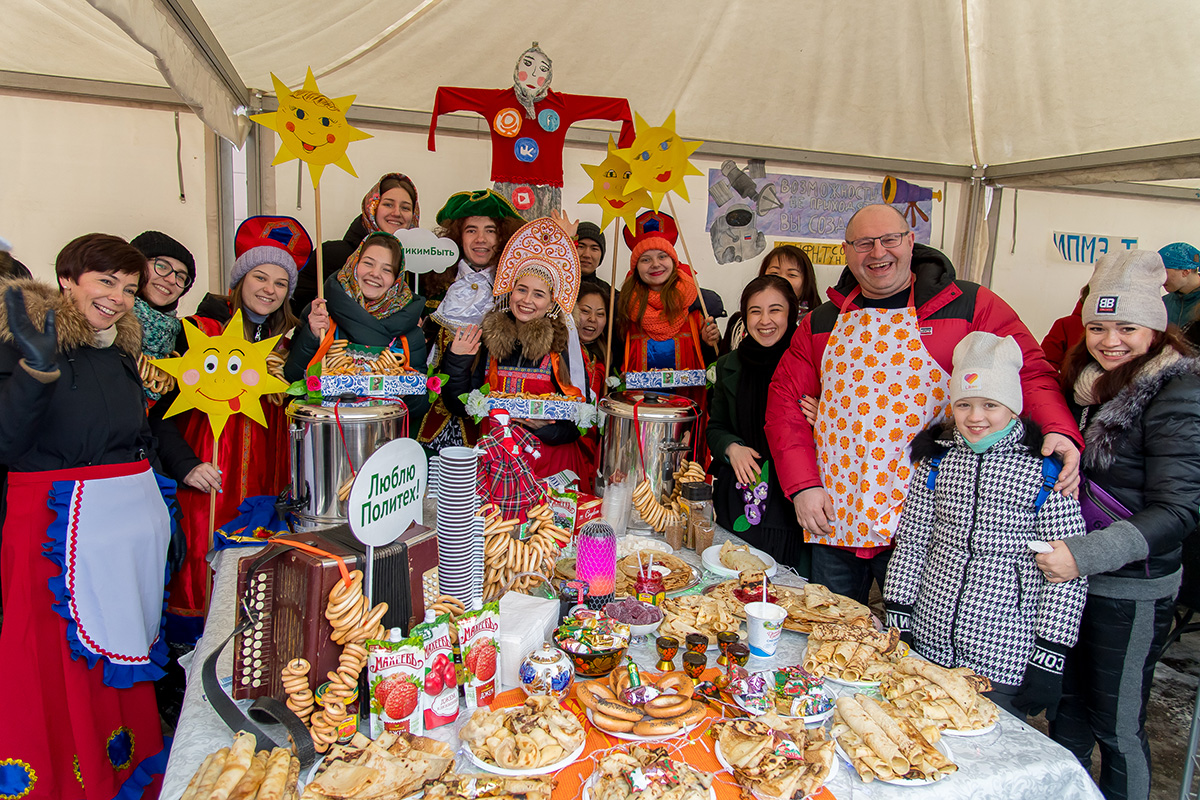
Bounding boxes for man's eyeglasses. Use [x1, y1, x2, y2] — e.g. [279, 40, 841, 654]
[152, 259, 192, 289]
[847, 232, 910, 253]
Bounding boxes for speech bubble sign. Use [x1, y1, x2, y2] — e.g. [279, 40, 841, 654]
[395, 227, 460, 274]
[348, 438, 427, 546]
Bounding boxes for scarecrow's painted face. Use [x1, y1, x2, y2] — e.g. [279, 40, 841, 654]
[514, 51, 551, 95]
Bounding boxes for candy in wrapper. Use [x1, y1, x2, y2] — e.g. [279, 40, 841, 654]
[787, 692, 833, 717]
[771, 731, 806, 761]
[731, 670, 768, 697]
[623, 684, 662, 705]
[626, 762, 681, 792]
[775, 664, 824, 697]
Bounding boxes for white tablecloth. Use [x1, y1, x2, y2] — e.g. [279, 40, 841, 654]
[159, 527, 1102, 800]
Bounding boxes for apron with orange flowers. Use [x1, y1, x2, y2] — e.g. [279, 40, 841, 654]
[813, 283, 950, 548]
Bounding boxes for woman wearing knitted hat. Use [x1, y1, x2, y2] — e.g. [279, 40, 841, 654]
[440, 217, 593, 486]
[129, 230, 196, 401]
[615, 211, 721, 373]
[884, 331, 1088, 719]
[615, 211, 723, 462]
[1038, 249, 1200, 800]
[283, 231, 430, 427]
[151, 215, 321, 644]
[290, 172, 420, 315]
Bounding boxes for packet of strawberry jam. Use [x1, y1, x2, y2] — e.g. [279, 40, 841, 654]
[412, 610, 459, 729]
[457, 599, 501, 709]
[366, 634, 425, 737]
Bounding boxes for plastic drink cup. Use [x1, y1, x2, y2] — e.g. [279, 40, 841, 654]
[744, 601, 787, 657]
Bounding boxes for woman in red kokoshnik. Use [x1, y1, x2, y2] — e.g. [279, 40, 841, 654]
[442, 217, 594, 486]
[0, 234, 175, 798]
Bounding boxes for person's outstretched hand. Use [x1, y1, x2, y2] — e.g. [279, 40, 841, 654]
[5, 288, 57, 372]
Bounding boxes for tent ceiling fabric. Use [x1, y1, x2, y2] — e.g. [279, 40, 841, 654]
[7, 0, 1200, 174]
[1, 0, 165, 86]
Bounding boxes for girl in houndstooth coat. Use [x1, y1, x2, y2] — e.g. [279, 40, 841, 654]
[883, 332, 1088, 720]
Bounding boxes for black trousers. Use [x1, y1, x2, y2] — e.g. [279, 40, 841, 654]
[1049, 593, 1175, 800]
[810, 544, 892, 606]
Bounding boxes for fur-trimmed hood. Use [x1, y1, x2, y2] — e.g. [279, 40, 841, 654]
[910, 416, 1044, 462]
[1081, 351, 1200, 471]
[0, 277, 142, 358]
[480, 309, 568, 363]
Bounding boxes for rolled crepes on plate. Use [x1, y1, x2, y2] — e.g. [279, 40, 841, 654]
[835, 696, 911, 776]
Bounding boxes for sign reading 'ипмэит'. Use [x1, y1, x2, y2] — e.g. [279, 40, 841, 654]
[1052, 231, 1138, 265]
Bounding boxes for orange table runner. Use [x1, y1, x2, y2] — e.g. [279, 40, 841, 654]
[483, 669, 837, 800]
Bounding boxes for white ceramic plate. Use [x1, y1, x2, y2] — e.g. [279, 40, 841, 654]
[464, 736, 586, 776]
[834, 736, 955, 786]
[701, 545, 778, 579]
[585, 708, 701, 741]
[581, 765, 718, 800]
[732, 683, 837, 725]
[941, 719, 997, 737]
[715, 739, 837, 800]
[822, 674, 883, 690]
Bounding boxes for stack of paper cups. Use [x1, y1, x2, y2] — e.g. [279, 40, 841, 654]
[472, 515, 485, 602]
[435, 446, 480, 604]
[427, 455, 441, 498]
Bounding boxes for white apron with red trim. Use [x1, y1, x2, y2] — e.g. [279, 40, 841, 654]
[47, 464, 172, 679]
[813, 285, 950, 548]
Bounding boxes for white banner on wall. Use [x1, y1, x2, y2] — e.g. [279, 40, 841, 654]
[1052, 231, 1138, 265]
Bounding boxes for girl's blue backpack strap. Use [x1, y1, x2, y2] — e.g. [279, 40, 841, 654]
[1035, 455, 1063, 511]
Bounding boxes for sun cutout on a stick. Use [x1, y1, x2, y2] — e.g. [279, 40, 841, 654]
[251, 68, 372, 188]
[152, 310, 290, 440]
[618, 111, 703, 211]
[579, 136, 651, 230]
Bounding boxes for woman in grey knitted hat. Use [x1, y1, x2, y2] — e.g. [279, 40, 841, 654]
[1040, 248, 1200, 800]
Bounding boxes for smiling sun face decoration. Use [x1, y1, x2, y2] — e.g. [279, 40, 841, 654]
[152, 311, 290, 440]
[579, 136, 651, 230]
[251, 69, 372, 188]
[618, 111, 703, 212]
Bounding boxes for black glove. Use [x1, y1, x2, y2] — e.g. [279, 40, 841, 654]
[5, 288, 57, 373]
[885, 603, 914, 647]
[1013, 638, 1069, 720]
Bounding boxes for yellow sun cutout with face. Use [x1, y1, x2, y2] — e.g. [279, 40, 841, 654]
[152, 311, 290, 440]
[579, 136, 651, 230]
[251, 69, 372, 188]
[618, 111, 703, 212]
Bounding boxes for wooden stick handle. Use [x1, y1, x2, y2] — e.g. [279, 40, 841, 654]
[665, 194, 710, 319]
[604, 220, 620, 395]
[314, 184, 324, 302]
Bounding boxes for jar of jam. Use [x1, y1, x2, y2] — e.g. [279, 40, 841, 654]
[634, 568, 665, 606]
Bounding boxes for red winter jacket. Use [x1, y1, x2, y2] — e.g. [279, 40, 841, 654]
[1040, 299, 1085, 372]
[764, 244, 1082, 499]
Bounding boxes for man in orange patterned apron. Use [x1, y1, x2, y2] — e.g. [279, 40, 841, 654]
[765, 204, 1082, 604]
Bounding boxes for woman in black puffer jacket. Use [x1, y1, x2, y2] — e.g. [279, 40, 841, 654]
[1038, 250, 1200, 800]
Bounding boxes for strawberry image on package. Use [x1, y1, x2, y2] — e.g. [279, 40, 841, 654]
[367, 635, 425, 736]
[412, 612, 459, 729]
[457, 601, 501, 709]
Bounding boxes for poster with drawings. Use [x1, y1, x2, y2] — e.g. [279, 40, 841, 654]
[705, 163, 939, 264]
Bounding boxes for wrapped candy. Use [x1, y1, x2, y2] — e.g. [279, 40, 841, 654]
[776, 665, 824, 697]
[624, 684, 662, 705]
[552, 611, 631, 654]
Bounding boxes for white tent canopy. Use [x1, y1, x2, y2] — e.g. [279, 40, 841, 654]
[4, 0, 1200, 335]
[8, 0, 1200, 177]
